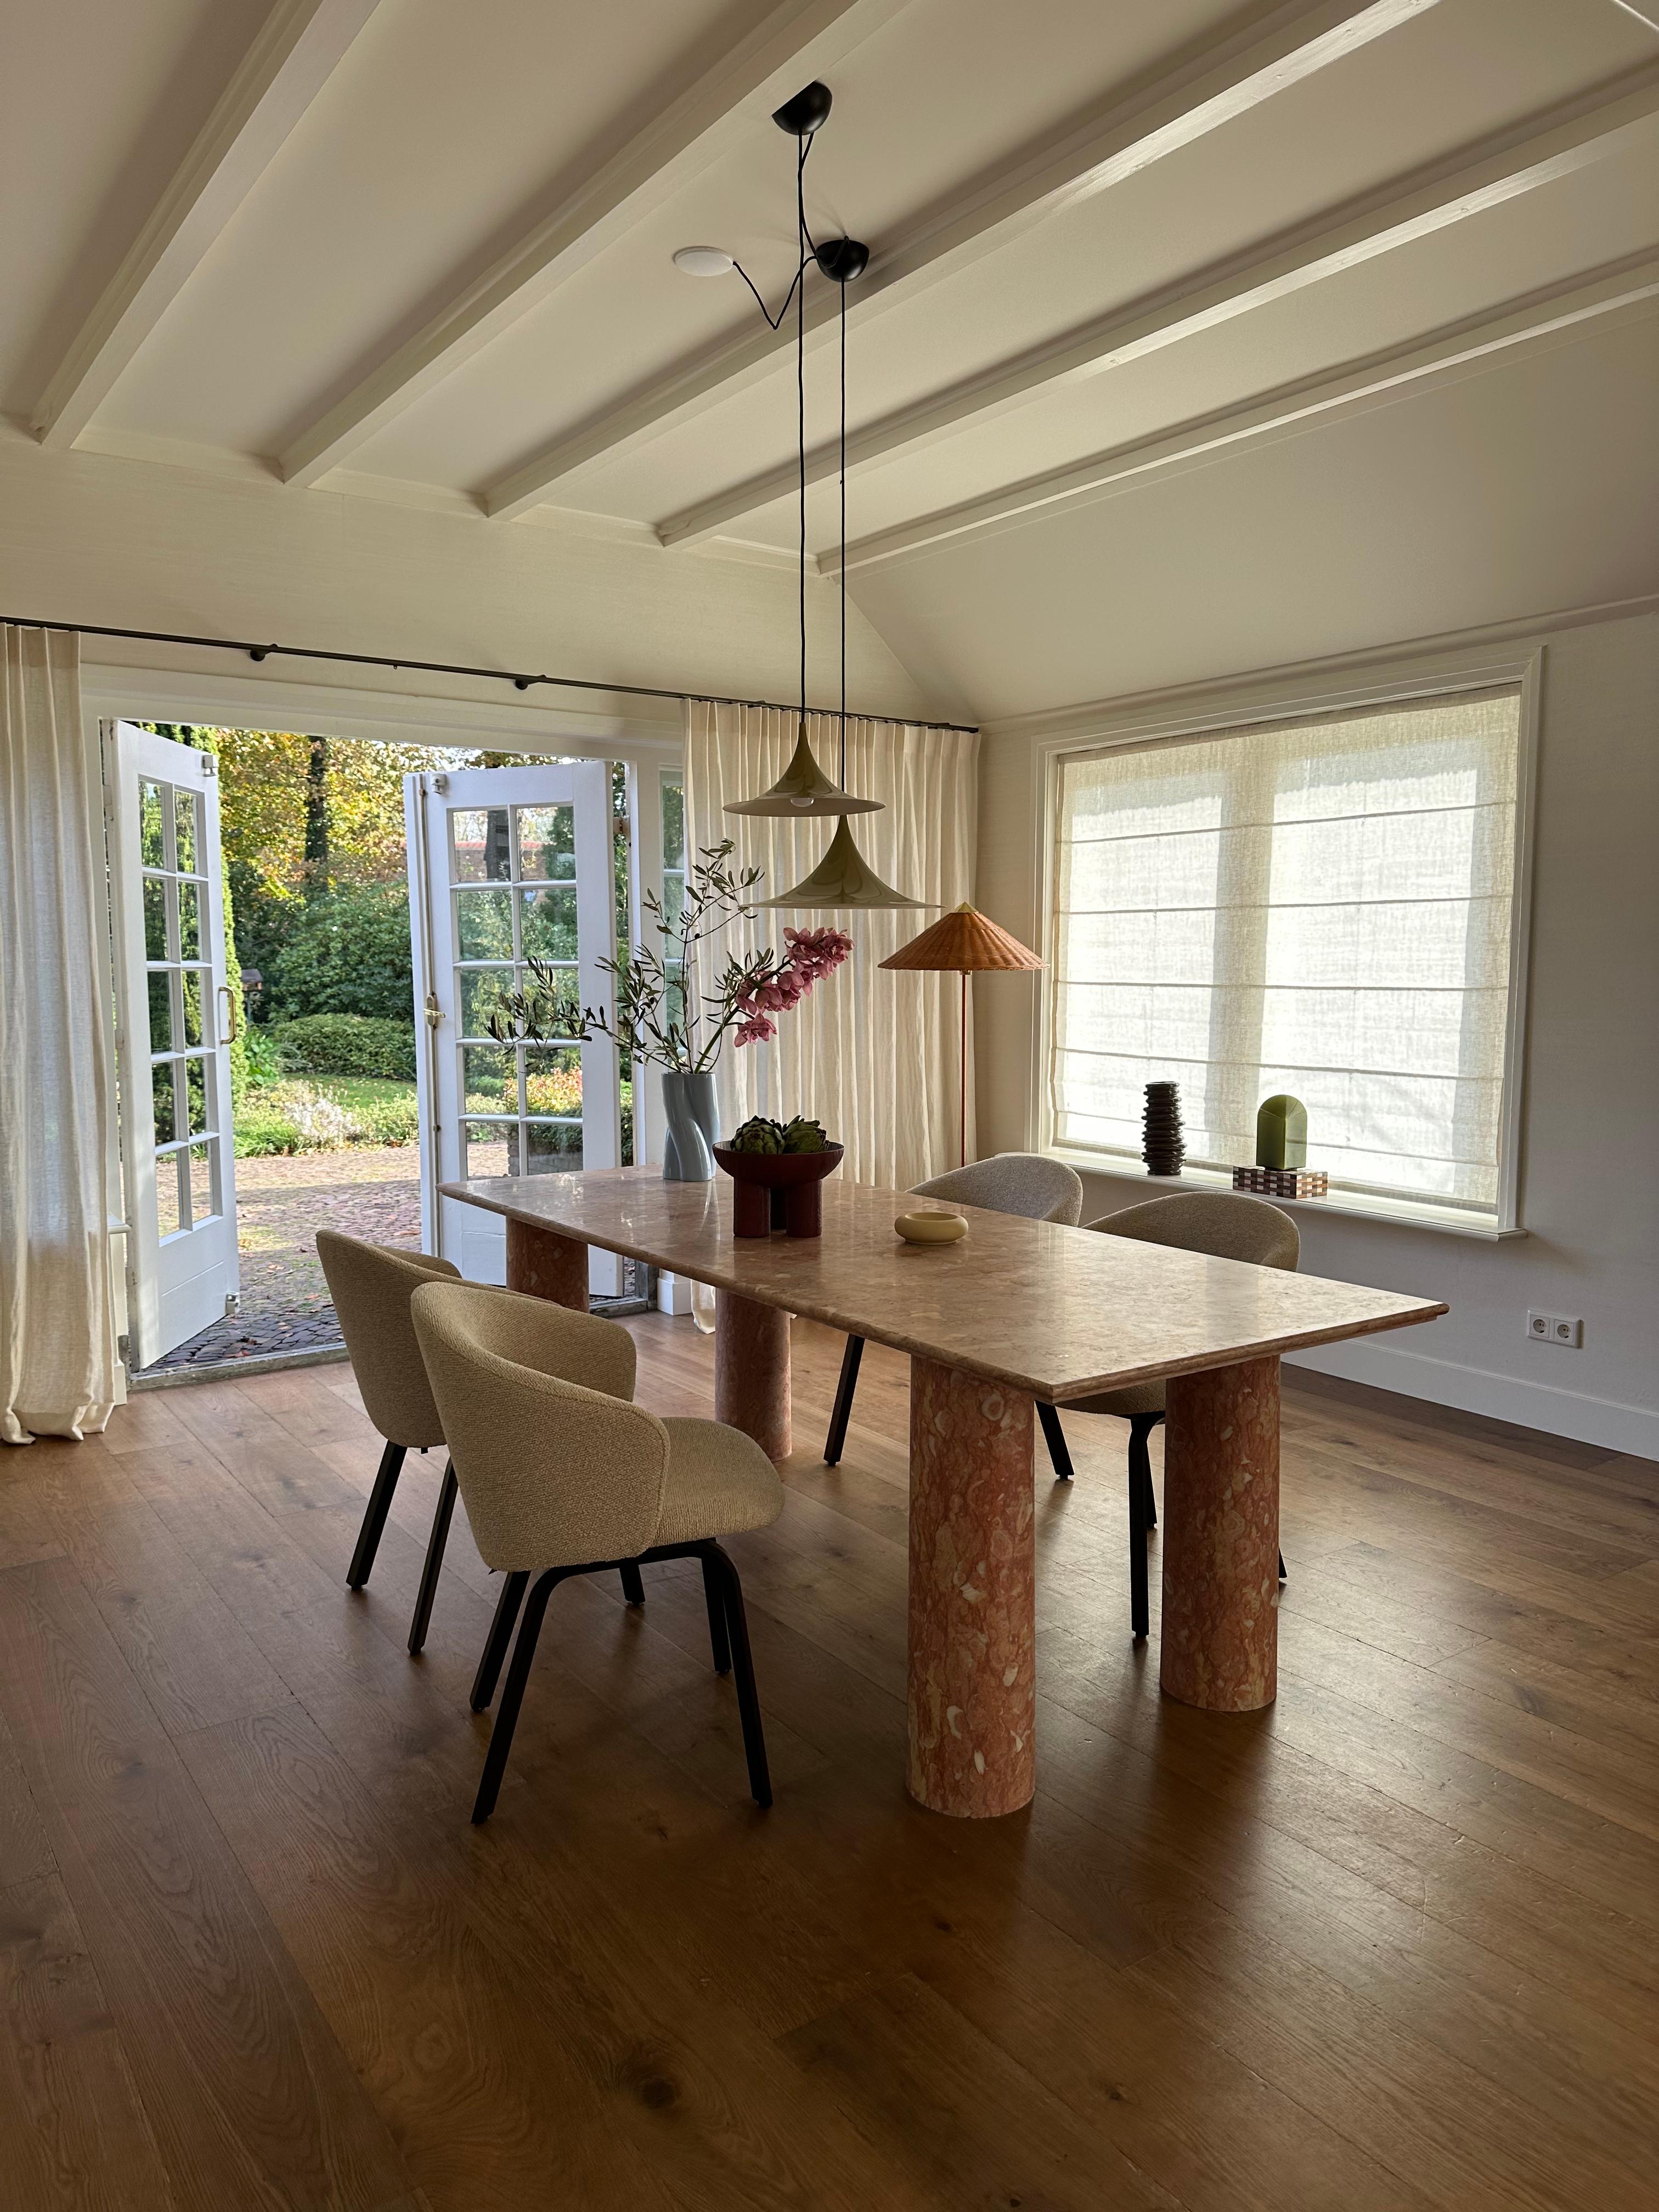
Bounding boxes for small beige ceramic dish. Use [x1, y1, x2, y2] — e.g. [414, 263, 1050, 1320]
[895, 1210, 968, 1246]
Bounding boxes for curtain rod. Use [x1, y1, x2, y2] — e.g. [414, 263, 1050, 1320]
[2, 614, 979, 735]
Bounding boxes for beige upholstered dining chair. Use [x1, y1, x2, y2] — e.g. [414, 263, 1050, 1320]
[823, 1153, 1085, 1464]
[1045, 1190, 1299, 1639]
[411, 1279, 784, 1825]
[317, 1232, 469, 1656]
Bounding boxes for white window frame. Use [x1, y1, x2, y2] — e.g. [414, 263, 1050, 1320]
[1031, 650, 1542, 1237]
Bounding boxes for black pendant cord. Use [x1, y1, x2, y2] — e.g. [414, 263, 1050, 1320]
[797, 134, 809, 740]
[839, 272, 848, 787]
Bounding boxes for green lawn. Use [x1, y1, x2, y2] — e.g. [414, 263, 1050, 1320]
[308, 1076, 416, 1109]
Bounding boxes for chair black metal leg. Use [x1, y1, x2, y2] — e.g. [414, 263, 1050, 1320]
[407, 1459, 458, 1656]
[1278, 1548, 1288, 1583]
[1128, 1423, 1152, 1643]
[1139, 1412, 1161, 1528]
[1037, 1401, 1075, 1482]
[707, 1544, 771, 1808]
[347, 1440, 405, 1589]
[619, 1561, 646, 1606]
[699, 1551, 731, 1676]
[472, 1568, 563, 1824]
[470, 1569, 528, 1712]
[823, 1334, 865, 1465]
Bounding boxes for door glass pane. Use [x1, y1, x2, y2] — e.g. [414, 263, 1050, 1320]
[177, 882, 200, 961]
[456, 888, 513, 960]
[452, 808, 511, 882]
[458, 965, 512, 1037]
[174, 791, 198, 874]
[184, 1054, 210, 1137]
[188, 1141, 217, 1227]
[462, 1045, 514, 1114]
[521, 884, 576, 960]
[524, 1045, 582, 1119]
[143, 876, 169, 960]
[152, 1060, 177, 1144]
[155, 1150, 183, 1239]
[180, 969, 205, 1047]
[517, 804, 574, 881]
[461, 1120, 511, 1178]
[524, 1121, 582, 1173]
[140, 781, 167, 868]
[147, 970, 174, 1052]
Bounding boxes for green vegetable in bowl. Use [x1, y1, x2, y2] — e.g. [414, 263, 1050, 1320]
[727, 1113, 832, 1155]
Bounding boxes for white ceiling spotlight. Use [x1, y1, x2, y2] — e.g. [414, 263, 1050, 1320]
[672, 246, 735, 276]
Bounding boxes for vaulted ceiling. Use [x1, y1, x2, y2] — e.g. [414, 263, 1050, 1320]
[6, 0, 1656, 720]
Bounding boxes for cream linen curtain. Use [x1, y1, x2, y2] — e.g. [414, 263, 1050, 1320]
[685, 702, 978, 1190]
[1, 628, 122, 1441]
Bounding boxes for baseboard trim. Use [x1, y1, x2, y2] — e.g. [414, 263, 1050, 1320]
[1285, 1338, 1658, 1459]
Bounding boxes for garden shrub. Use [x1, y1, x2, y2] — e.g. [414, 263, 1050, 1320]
[273, 1012, 416, 1080]
[345, 1092, 421, 1147]
[264, 880, 416, 1024]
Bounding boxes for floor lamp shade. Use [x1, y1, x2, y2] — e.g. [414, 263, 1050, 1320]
[879, 904, 1043, 1166]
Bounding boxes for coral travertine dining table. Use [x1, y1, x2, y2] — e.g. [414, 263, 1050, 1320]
[443, 1168, 1446, 1820]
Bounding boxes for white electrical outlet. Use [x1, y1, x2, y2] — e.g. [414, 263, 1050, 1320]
[1526, 1310, 1582, 1347]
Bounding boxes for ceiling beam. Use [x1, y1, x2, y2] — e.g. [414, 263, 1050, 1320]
[657, 63, 1659, 544]
[30, 0, 383, 449]
[823, 254, 1659, 571]
[482, 0, 1442, 521]
[276, 0, 909, 488]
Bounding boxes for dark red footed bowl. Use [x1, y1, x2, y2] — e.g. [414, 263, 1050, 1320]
[713, 1143, 843, 1239]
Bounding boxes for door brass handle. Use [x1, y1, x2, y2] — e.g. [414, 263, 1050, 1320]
[218, 983, 241, 1043]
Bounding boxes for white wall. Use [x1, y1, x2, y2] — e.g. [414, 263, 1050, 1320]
[0, 427, 932, 733]
[975, 605, 1659, 1457]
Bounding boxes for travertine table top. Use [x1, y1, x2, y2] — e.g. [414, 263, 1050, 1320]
[444, 1169, 1447, 1401]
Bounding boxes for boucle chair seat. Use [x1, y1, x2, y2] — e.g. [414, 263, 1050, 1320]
[411, 1280, 782, 1825]
[823, 1152, 1085, 1466]
[655, 1418, 785, 1545]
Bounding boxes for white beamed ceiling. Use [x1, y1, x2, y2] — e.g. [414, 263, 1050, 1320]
[6, 0, 1656, 719]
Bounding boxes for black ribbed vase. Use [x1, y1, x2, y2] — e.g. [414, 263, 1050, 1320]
[1142, 1080, 1184, 1177]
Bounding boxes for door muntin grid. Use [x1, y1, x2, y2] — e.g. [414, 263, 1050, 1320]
[140, 777, 222, 1242]
[450, 803, 586, 1178]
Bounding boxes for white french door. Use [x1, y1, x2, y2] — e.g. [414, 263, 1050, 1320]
[405, 762, 620, 1290]
[106, 723, 240, 1367]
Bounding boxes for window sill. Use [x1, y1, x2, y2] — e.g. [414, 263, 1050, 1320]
[1048, 1153, 1526, 1242]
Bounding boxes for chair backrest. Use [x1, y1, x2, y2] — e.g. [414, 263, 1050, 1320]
[1085, 1189, 1299, 1271]
[911, 1153, 1084, 1224]
[315, 1231, 461, 1448]
[410, 1280, 667, 1572]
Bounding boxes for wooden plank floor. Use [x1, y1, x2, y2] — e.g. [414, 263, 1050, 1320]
[3, 1314, 1657, 2210]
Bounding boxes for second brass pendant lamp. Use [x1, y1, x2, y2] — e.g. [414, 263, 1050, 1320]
[675, 81, 926, 909]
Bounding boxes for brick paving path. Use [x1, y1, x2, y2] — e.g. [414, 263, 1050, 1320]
[139, 1147, 419, 1373]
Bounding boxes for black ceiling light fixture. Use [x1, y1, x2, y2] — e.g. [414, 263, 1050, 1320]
[670, 82, 927, 906]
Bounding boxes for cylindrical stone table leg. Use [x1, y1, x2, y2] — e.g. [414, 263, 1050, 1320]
[1160, 1355, 1279, 1711]
[907, 1357, 1036, 1818]
[505, 1217, 589, 1311]
[714, 1292, 791, 1463]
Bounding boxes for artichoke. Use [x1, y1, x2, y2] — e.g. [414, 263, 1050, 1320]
[782, 1115, 829, 1153]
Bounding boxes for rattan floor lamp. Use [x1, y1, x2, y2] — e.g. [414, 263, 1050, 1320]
[880, 903, 1043, 1168]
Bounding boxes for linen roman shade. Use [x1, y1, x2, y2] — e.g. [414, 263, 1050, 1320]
[1048, 687, 1523, 1215]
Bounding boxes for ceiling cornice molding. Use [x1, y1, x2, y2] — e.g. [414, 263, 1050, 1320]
[826, 253, 1659, 572]
[29, 0, 384, 450]
[980, 593, 1659, 745]
[658, 60, 1659, 544]
[481, 0, 1438, 521]
[275, 0, 912, 489]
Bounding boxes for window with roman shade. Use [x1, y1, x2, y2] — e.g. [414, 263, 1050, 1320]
[1047, 686, 1525, 1220]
